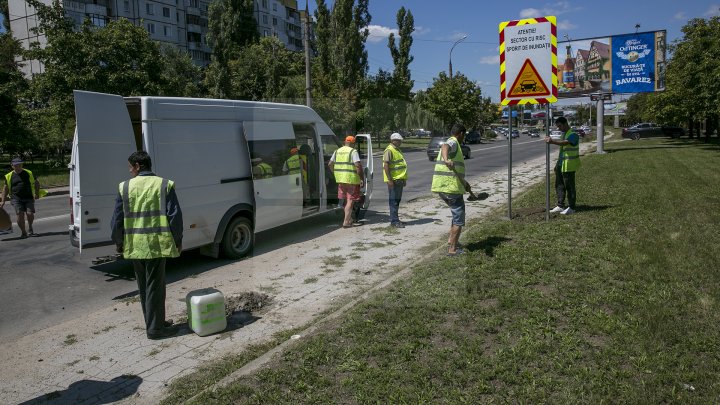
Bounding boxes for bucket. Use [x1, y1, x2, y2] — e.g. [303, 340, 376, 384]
[186, 288, 227, 336]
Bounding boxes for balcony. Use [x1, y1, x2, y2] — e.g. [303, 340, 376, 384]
[186, 6, 200, 16]
[187, 23, 202, 33]
[85, 3, 108, 15]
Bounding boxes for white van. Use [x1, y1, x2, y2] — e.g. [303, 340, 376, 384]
[69, 91, 373, 258]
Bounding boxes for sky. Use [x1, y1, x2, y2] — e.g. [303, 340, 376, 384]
[3, 1, 719, 103]
[306, 0, 720, 102]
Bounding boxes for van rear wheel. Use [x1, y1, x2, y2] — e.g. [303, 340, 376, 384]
[221, 217, 253, 259]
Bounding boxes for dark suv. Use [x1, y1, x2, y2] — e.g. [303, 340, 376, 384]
[426, 136, 471, 161]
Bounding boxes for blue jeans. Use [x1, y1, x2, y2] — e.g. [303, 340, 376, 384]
[388, 180, 405, 224]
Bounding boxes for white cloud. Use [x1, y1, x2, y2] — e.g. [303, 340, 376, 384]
[414, 26, 431, 36]
[479, 55, 500, 65]
[449, 32, 469, 41]
[365, 25, 399, 43]
[673, 11, 687, 20]
[519, 8, 542, 19]
[704, 4, 720, 17]
[558, 20, 577, 30]
[519, 1, 578, 19]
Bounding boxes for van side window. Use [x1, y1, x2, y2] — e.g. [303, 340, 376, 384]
[248, 139, 296, 180]
[321, 135, 341, 157]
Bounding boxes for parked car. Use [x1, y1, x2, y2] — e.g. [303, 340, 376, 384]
[426, 136, 471, 161]
[622, 122, 662, 140]
[572, 127, 586, 137]
[661, 125, 686, 138]
[465, 130, 482, 144]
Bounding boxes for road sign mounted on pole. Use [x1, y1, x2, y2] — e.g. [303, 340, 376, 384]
[499, 16, 558, 105]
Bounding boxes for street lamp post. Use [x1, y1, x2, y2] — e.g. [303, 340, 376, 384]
[448, 35, 467, 79]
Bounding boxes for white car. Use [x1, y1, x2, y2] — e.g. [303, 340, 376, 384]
[550, 130, 564, 140]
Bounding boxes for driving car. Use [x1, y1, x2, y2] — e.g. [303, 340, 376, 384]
[465, 130, 482, 144]
[622, 122, 662, 140]
[426, 136, 471, 161]
[528, 128, 540, 138]
[549, 129, 564, 140]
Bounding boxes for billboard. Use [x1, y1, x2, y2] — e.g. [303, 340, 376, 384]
[557, 30, 665, 98]
[604, 101, 628, 116]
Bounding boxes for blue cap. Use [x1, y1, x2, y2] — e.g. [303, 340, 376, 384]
[10, 158, 23, 165]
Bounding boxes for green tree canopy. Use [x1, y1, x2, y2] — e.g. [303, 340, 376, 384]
[422, 72, 484, 131]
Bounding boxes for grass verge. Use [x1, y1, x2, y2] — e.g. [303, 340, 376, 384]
[166, 137, 720, 403]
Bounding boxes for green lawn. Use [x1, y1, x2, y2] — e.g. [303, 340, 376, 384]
[164, 137, 720, 403]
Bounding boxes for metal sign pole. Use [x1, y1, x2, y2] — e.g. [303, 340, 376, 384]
[508, 105, 513, 219]
[545, 103, 550, 221]
[596, 95, 605, 154]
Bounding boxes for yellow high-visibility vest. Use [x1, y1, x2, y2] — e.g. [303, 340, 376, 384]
[431, 137, 465, 194]
[119, 176, 180, 259]
[383, 144, 408, 182]
[333, 146, 360, 185]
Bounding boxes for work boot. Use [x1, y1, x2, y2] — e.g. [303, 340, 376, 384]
[147, 325, 178, 340]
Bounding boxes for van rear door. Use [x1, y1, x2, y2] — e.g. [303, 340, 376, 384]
[354, 134, 374, 210]
[73, 90, 137, 249]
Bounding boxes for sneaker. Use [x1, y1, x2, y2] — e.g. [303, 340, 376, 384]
[549, 206, 564, 213]
[391, 222, 405, 228]
[560, 207, 575, 215]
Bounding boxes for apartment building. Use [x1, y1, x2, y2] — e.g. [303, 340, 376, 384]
[8, 0, 305, 76]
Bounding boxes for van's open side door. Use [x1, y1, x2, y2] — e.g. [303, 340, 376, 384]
[73, 91, 137, 250]
[355, 134, 373, 210]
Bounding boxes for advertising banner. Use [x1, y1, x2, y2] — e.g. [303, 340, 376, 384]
[556, 30, 665, 98]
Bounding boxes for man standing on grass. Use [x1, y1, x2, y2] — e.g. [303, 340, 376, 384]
[1, 157, 41, 238]
[383, 132, 408, 228]
[546, 116, 580, 215]
[431, 124, 469, 256]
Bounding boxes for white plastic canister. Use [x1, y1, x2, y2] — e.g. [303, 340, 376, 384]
[186, 288, 227, 336]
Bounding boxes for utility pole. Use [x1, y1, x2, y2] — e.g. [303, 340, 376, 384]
[303, 0, 312, 108]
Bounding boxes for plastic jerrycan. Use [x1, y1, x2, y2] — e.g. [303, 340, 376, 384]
[186, 288, 227, 336]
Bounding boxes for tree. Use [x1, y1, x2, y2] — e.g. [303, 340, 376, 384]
[422, 72, 484, 130]
[0, 32, 30, 154]
[158, 44, 204, 97]
[205, 0, 258, 98]
[312, 0, 370, 97]
[23, 0, 186, 153]
[387, 7, 414, 100]
[215, 36, 304, 101]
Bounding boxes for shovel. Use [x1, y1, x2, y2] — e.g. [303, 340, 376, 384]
[447, 163, 489, 201]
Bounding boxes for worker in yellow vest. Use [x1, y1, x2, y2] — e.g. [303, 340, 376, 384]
[431, 124, 469, 256]
[328, 135, 365, 228]
[383, 132, 408, 228]
[283, 147, 309, 200]
[546, 116, 580, 215]
[1, 157, 41, 238]
[111, 151, 183, 340]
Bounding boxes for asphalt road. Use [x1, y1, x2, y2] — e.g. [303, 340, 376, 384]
[0, 136, 550, 342]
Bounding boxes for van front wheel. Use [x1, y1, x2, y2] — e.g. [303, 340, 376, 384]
[221, 217, 253, 259]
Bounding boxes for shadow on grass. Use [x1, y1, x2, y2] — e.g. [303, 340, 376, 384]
[466, 236, 511, 257]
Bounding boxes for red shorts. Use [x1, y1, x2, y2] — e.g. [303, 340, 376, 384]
[337, 184, 361, 201]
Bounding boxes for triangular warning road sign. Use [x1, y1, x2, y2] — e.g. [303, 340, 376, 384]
[508, 59, 550, 98]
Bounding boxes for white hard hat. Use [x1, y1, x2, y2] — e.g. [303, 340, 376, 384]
[390, 132, 403, 141]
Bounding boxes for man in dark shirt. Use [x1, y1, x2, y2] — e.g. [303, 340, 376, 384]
[1, 157, 41, 238]
[111, 151, 183, 339]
